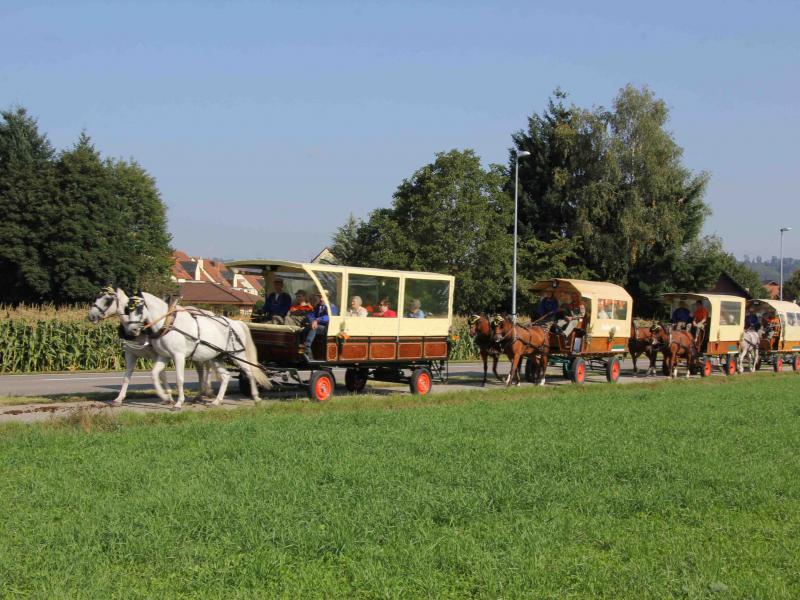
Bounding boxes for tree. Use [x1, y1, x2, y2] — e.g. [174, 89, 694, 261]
[107, 158, 173, 293]
[330, 150, 513, 312]
[512, 86, 712, 313]
[783, 269, 800, 303]
[0, 108, 57, 302]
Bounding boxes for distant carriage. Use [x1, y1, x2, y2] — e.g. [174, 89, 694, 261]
[745, 299, 800, 372]
[661, 293, 745, 376]
[225, 260, 454, 401]
[530, 279, 633, 384]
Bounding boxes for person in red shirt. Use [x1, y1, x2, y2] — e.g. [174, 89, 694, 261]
[372, 297, 397, 318]
[691, 300, 708, 343]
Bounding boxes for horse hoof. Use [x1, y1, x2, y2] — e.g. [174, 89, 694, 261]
[111, 400, 123, 406]
[170, 405, 182, 412]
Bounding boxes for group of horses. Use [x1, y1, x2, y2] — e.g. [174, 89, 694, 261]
[88, 287, 269, 409]
[469, 314, 762, 385]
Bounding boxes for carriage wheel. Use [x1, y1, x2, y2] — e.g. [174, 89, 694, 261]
[725, 356, 737, 376]
[308, 370, 334, 402]
[700, 358, 712, 378]
[570, 357, 586, 385]
[410, 367, 432, 395]
[605, 356, 621, 383]
[793, 355, 800, 372]
[344, 368, 368, 393]
[773, 357, 784, 373]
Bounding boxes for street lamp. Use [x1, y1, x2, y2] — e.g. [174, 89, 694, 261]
[780, 227, 792, 301]
[512, 150, 531, 322]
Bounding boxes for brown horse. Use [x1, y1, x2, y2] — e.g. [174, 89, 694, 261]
[650, 323, 696, 378]
[468, 315, 503, 386]
[628, 323, 659, 376]
[492, 316, 549, 386]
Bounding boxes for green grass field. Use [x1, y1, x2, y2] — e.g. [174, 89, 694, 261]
[2, 376, 800, 598]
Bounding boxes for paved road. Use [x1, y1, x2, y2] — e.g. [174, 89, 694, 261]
[0, 358, 704, 424]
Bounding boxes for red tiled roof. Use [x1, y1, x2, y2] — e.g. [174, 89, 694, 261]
[173, 250, 191, 261]
[201, 259, 232, 287]
[179, 282, 259, 305]
[243, 274, 264, 290]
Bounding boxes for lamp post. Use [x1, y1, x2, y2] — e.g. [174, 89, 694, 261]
[780, 227, 791, 301]
[512, 150, 531, 322]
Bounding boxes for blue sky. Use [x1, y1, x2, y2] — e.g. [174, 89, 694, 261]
[2, 0, 798, 262]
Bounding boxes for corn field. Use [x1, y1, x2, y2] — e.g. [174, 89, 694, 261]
[0, 304, 138, 374]
[0, 305, 482, 374]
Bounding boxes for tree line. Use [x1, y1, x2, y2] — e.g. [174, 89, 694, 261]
[331, 85, 766, 315]
[0, 107, 173, 304]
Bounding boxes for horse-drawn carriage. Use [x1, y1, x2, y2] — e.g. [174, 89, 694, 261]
[225, 260, 454, 401]
[745, 299, 800, 372]
[530, 279, 633, 384]
[661, 293, 745, 376]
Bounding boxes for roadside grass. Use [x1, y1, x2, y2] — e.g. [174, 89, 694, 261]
[1, 376, 800, 598]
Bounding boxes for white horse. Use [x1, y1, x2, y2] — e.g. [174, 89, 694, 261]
[122, 291, 269, 409]
[738, 329, 760, 373]
[87, 287, 213, 405]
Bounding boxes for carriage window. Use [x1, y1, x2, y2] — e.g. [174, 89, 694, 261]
[597, 299, 627, 320]
[403, 279, 450, 318]
[719, 301, 741, 326]
[310, 270, 342, 315]
[786, 313, 796, 326]
[346, 274, 399, 317]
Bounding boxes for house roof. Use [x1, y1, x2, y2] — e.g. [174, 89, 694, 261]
[243, 274, 264, 290]
[201, 259, 232, 286]
[179, 282, 259, 305]
[173, 250, 191, 262]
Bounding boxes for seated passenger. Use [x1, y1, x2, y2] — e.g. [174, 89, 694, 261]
[671, 301, 691, 328]
[562, 292, 586, 338]
[304, 292, 331, 361]
[597, 300, 612, 319]
[372, 297, 397, 318]
[537, 291, 559, 318]
[271, 290, 313, 325]
[261, 277, 292, 320]
[347, 295, 368, 317]
[763, 310, 781, 338]
[691, 300, 708, 343]
[406, 299, 425, 318]
[744, 308, 760, 330]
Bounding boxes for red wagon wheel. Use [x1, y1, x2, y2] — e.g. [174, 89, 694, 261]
[308, 370, 334, 402]
[410, 367, 432, 395]
[793, 355, 800, 372]
[700, 358, 712, 378]
[774, 357, 784, 373]
[605, 356, 621, 383]
[725, 356, 737, 376]
[571, 358, 586, 385]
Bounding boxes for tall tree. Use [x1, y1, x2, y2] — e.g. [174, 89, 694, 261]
[512, 86, 713, 313]
[331, 150, 513, 312]
[107, 158, 173, 293]
[0, 108, 56, 302]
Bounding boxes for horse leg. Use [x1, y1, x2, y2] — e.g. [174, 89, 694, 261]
[539, 355, 548, 386]
[243, 361, 261, 402]
[171, 353, 187, 410]
[113, 350, 137, 405]
[481, 350, 488, 387]
[492, 354, 501, 381]
[648, 350, 656, 376]
[210, 360, 231, 406]
[632, 351, 639, 375]
[685, 354, 690, 378]
[150, 356, 172, 404]
[158, 368, 174, 404]
[512, 352, 523, 387]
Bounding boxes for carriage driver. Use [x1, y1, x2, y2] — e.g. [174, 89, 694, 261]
[561, 292, 586, 338]
[262, 277, 292, 319]
[691, 300, 708, 343]
[671, 301, 691, 329]
[537, 290, 559, 318]
[745, 307, 760, 330]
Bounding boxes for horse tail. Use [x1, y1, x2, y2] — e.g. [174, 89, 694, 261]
[236, 322, 270, 388]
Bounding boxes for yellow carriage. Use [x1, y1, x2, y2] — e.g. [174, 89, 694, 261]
[225, 260, 454, 400]
[661, 293, 745, 376]
[745, 299, 800, 372]
[531, 279, 633, 384]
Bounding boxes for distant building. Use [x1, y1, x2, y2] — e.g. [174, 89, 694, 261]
[170, 251, 262, 315]
[705, 272, 752, 299]
[310, 247, 338, 264]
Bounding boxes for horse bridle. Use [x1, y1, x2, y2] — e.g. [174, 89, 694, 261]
[92, 294, 119, 321]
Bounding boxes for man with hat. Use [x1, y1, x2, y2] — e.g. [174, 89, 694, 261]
[263, 277, 292, 319]
[304, 290, 336, 361]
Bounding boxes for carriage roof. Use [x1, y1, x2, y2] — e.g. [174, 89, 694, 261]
[531, 278, 632, 301]
[225, 259, 453, 281]
[662, 292, 746, 309]
[746, 298, 800, 315]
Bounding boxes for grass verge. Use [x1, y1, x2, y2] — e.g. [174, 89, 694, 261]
[1, 375, 799, 598]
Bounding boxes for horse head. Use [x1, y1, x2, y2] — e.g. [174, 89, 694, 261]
[492, 315, 513, 345]
[87, 285, 128, 324]
[467, 314, 483, 337]
[123, 294, 149, 337]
